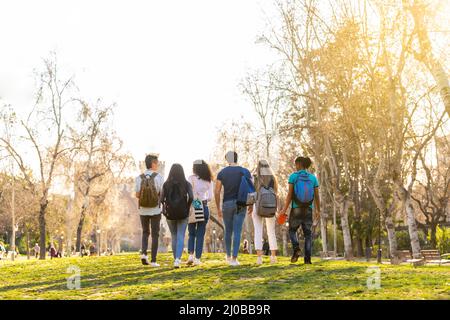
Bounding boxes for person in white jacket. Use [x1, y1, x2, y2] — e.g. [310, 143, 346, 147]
[187, 160, 214, 266]
[252, 160, 278, 265]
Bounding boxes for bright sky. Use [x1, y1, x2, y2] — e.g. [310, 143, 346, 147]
[0, 0, 278, 178]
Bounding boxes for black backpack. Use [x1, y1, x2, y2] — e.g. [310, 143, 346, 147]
[163, 181, 189, 220]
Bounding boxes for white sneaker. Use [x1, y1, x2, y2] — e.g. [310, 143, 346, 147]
[141, 255, 149, 265]
[150, 262, 160, 267]
[193, 258, 201, 266]
[270, 256, 277, 264]
[225, 255, 231, 262]
[256, 256, 263, 265]
[187, 255, 194, 266]
[174, 259, 181, 268]
[229, 259, 240, 267]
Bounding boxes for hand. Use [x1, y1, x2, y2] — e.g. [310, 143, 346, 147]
[217, 209, 223, 220]
[248, 205, 253, 215]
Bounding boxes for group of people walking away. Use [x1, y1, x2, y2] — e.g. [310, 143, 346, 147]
[135, 151, 320, 268]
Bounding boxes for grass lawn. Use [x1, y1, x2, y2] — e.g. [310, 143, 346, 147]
[0, 253, 449, 300]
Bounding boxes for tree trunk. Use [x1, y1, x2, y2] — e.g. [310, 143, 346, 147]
[405, 194, 421, 258]
[384, 213, 398, 260]
[39, 200, 48, 260]
[429, 223, 437, 249]
[26, 227, 30, 260]
[320, 213, 328, 253]
[398, 185, 421, 258]
[76, 208, 87, 253]
[340, 199, 353, 260]
[282, 225, 288, 256]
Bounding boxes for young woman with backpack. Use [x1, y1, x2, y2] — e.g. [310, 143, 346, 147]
[187, 160, 214, 266]
[160, 163, 193, 268]
[253, 160, 279, 265]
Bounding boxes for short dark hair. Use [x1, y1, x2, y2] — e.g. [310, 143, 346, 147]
[225, 151, 238, 163]
[145, 154, 158, 169]
[295, 156, 312, 169]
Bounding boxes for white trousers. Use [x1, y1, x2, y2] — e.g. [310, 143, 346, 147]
[252, 211, 278, 251]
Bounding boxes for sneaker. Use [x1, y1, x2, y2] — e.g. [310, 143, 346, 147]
[150, 262, 160, 267]
[141, 255, 149, 265]
[270, 256, 277, 264]
[229, 259, 240, 267]
[291, 248, 301, 263]
[256, 256, 263, 265]
[225, 255, 231, 262]
[187, 255, 194, 266]
[174, 259, 181, 268]
[193, 258, 201, 266]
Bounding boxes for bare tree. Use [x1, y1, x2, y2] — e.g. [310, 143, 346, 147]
[0, 54, 74, 259]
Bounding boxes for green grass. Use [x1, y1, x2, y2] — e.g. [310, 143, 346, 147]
[0, 253, 449, 300]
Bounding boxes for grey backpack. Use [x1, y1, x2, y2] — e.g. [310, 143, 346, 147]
[256, 180, 277, 217]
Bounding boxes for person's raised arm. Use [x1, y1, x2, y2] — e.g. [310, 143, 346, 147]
[214, 179, 223, 219]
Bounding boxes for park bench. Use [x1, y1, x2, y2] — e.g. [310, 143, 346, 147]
[420, 250, 450, 266]
[320, 251, 341, 261]
[399, 250, 425, 267]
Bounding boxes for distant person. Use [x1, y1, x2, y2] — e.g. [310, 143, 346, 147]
[49, 243, 57, 259]
[80, 243, 88, 257]
[243, 239, 249, 254]
[214, 151, 254, 266]
[34, 243, 40, 259]
[89, 244, 96, 256]
[253, 160, 279, 265]
[160, 163, 193, 268]
[262, 239, 270, 256]
[187, 160, 214, 266]
[0, 242, 6, 259]
[279, 156, 320, 265]
[135, 154, 164, 267]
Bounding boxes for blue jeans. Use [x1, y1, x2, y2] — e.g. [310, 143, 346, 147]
[167, 217, 188, 260]
[288, 207, 313, 259]
[188, 204, 210, 259]
[222, 200, 246, 258]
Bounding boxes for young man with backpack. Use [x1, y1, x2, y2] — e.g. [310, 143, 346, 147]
[279, 156, 320, 265]
[135, 154, 164, 266]
[214, 151, 255, 266]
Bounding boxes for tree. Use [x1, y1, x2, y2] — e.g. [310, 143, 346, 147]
[0, 53, 74, 259]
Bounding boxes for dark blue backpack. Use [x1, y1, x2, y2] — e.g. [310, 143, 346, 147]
[237, 170, 257, 207]
[293, 171, 315, 208]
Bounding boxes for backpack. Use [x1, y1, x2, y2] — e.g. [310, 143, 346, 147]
[163, 182, 189, 220]
[256, 179, 277, 217]
[293, 171, 315, 208]
[138, 172, 159, 208]
[237, 169, 257, 207]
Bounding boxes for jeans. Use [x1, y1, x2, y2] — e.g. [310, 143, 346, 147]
[188, 203, 210, 259]
[222, 200, 246, 258]
[140, 214, 161, 262]
[288, 207, 313, 259]
[167, 217, 189, 260]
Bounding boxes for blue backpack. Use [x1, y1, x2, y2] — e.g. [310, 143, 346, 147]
[293, 171, 315, 208]
[237, 170, 257, 207]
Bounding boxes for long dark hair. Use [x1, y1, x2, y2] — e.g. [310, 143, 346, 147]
[193, 160, 213, 182]
[166, 163, 188, 193]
